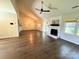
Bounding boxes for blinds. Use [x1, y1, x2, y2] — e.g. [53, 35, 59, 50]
[64, 17, 77, 22]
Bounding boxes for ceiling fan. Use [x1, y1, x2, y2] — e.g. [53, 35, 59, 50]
[35, 1, 50, 14]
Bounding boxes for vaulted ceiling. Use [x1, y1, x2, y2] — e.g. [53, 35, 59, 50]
[33, 0, 79, 16]
[12, 0, 79, 18]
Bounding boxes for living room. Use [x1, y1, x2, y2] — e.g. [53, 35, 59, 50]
[0, 0, 79, 59]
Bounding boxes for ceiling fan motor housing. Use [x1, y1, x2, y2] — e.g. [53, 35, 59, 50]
[41, 9, 43, 11]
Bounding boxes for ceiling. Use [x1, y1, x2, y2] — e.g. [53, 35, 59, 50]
[11, 0, 79, 19]
[32, 0, 79, 16]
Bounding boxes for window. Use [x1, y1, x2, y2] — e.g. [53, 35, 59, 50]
[64, 18, 79, 36]
[64, 22, 76, 35]
[76, 22, 79, 36]
[76, 28, 79, 36]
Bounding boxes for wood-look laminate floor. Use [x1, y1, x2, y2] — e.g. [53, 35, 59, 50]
[0, 30, 79, 59]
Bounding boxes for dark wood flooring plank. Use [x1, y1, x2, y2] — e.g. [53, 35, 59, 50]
[0, 30, 79, 59]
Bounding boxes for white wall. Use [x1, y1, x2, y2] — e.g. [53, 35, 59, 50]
[0, 0, 19, 39]
[44, 16, 62, 39]
[0, 11, 19, 39]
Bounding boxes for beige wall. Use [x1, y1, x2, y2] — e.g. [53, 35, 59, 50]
[11, 0, 43, 31]
[0, 0, 19, 39]
[0, 11, 19, 39]
[20, 16, 40, 30]
[20, 13, 42, 31]
[16, 2, 43, 31]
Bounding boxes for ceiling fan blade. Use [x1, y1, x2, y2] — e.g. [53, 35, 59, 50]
[43, 10, 50, 12]
[72, 5, 79, 9]
[35, 8, 41, 11]
[40, 11, 42, 14]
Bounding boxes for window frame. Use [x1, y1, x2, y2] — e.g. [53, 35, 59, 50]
[64, 17, 79, 36]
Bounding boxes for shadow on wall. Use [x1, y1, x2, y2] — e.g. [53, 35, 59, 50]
[21, 17, 39, 30]
[18, 4, 42, 30]
[12, 0, 43, 31]
[19, 11, 43, 30]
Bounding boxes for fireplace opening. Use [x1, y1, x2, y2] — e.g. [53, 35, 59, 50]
[50, 29, 58, 36]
